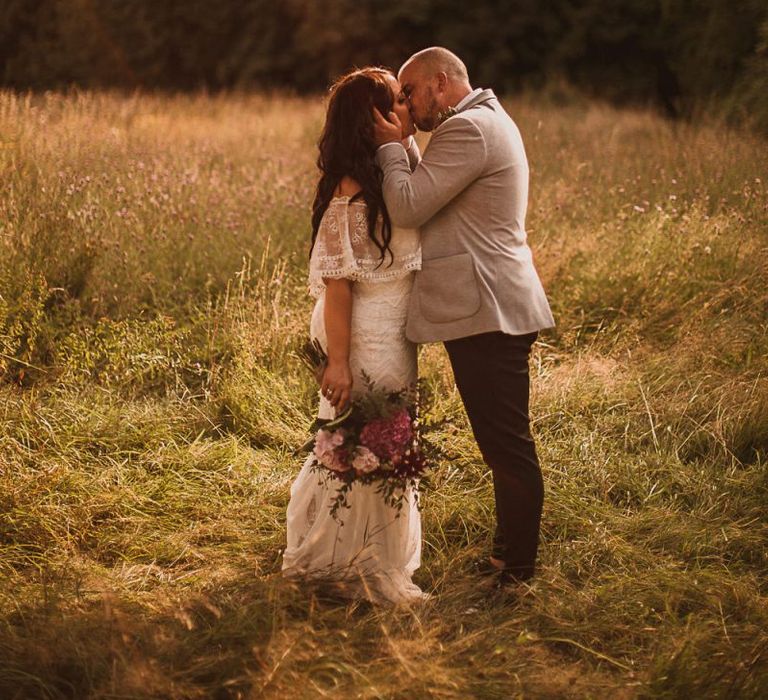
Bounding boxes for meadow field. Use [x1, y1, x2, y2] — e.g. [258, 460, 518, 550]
[1, 90, 767, 699]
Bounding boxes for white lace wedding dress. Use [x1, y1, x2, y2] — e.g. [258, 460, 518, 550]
[281, 195, 429, 605]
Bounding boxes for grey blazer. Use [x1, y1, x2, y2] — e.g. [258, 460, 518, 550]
[376, 89, 555, 343]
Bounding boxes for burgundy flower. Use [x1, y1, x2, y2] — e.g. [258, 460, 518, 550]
[360, 408, 413, 461]
[392, 447, 427, 479]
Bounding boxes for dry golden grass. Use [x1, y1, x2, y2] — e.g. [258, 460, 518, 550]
[1, 90, 767, 699]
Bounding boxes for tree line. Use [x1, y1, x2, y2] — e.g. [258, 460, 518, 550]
[2, 0, 767, 128]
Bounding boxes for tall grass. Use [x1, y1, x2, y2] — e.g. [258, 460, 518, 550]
[1, 90, 766, 699]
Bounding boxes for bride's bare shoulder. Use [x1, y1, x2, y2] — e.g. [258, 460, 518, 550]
[334, 176, 362, 198]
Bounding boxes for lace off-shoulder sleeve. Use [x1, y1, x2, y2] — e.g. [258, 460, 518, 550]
[308, 197, 421, 298]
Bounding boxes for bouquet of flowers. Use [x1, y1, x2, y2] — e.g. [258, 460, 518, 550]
[296, 339, 431, 522]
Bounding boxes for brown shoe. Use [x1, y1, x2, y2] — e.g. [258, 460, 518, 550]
[492, 574, 537, 602]
[471, 556, 506, 577]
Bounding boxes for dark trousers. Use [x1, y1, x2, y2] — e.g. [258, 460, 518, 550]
[444, 331, 543, 581]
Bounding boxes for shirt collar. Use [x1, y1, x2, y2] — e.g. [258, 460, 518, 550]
[454, 88, 484, 112]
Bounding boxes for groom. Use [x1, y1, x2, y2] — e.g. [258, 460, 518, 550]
[373, 47, 555, 586]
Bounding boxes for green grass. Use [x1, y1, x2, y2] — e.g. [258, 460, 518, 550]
[1, 91, 767, 699]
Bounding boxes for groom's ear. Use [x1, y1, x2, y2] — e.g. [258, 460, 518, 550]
[436, 71, 448, 93]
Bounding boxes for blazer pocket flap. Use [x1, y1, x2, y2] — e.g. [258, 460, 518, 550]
[419, 253, 481, 323]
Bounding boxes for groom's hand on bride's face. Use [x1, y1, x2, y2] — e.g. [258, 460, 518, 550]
[373, 108, 402, 147]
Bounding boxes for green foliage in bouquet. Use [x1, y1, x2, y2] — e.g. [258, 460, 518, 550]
[295, 337, 442, 522]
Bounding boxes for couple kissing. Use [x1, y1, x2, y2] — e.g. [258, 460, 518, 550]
[281, 46, 555, 605]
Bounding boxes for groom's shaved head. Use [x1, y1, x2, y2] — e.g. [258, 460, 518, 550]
[399, 47, 469, 83]
[397, 47, 472, 132]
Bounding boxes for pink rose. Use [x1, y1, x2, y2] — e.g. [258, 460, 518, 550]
[313, 428, 351, 472]
[351, 446, 380, 475]
[320, 449, 351, 472]
[313, 428, 344, 459]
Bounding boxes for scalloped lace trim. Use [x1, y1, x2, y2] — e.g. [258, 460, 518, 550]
[309, 255, 421, 298]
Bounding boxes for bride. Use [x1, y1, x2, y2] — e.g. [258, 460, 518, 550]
[281, 67, 429, 605]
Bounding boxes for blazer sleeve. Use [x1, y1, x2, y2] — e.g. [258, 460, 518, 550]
[375, 117, 487, 229]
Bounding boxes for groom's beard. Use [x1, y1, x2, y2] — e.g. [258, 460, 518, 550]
[414, 89, 440, 132]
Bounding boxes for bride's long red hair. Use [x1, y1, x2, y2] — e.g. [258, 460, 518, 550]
[310, 67, 395, 266]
